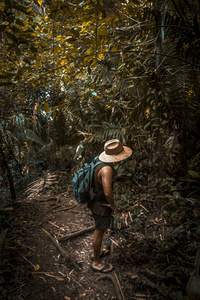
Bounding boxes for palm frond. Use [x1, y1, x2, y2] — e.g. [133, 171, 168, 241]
[25, 171, 58, 199]
[92, 122, 127, 143]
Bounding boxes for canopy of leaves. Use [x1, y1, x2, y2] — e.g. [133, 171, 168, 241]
[0, 0, 200, 297]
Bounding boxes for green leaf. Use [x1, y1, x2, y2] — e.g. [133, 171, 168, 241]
[69, 29, 79, 38]
[6, 32, 16, 41]
[173, 191, 180, 199]
[15, 19, 25, 27]
[16, 47, 21, 56]
[193, 208, 200, 216]
[131, 0, 140, 4]
[12, 1, 30, 14]
[188, 170, 200, 178]
[30, 46, 38, 53]
[0, 72, 15, 79]
[37, 103, 42, 112]
[0, 25, 6, 32]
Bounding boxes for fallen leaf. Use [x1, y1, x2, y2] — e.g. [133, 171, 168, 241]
[35, 264, 40, 271]
[127, 243, 133, 248]
[64, 297, 71, 300]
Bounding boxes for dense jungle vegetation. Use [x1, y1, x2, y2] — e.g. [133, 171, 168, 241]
[0, 0, 200, 299]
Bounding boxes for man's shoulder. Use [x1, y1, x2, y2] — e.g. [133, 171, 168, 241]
[98, 164, 113, 174]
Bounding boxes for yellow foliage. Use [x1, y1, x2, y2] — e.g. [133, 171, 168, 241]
[111, 45, 118, 52]
[44, 102, 50, 113]
[98, 26, 109, 35]
[56, 35, 62, 41]
[98, 53, 104, 60]
[38, 0, 42, 6]
[145, 108, 150, 116]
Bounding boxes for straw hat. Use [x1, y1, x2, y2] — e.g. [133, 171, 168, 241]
[99, 139, 132, 163]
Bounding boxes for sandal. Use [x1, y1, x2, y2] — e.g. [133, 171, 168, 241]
[91, 264, 114, 273]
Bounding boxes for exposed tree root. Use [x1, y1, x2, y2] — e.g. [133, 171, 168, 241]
[113, 271, 126, 300]
[58, 225, 95, 242]
[42, 228, 80, 269]
[35, 197, 57, 202]
[97, 272, 126, 300]
[54, 204, 78, 213]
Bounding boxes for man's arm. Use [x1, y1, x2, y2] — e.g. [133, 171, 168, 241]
[98, 165, 115, 209]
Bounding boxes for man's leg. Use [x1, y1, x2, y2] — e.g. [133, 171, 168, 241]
[92, 228, 113, 272]
[93, 228, 105, 266]
[91, 215, 113, 272]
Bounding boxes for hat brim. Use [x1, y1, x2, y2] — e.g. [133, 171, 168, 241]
[99, 146, 132, 163]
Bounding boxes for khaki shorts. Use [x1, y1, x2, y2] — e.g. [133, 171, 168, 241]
[92, 213, 111, 231]
[87, 200, 112, 231]
[87, 200, 112, 216]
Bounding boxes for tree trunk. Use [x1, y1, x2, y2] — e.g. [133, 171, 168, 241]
[154, 0, 165, 203]
[0, 137, 16, 203]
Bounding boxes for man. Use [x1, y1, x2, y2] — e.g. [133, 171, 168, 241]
[88, 139, 132, 273]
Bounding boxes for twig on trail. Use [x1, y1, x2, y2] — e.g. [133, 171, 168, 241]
[19, 253, 37, 270]
[132, 203, 149, 213]
[8, 283, 26, 294]
[35, 196, 57, 202]
[35, 190, 71, 204]
[42, 273, 65, 281]
[97, 273, 124, 300]
[126, 272, 168, 297]
[109, 237, 134, 263]
[50, 204, 62, 210]
[0, 207, 13, 211]
[16, 241, 35, 251]
[54, 204, 78, 213]
[42, 228, 80, 270]
[58, 225, 95, 242]
[56, 190, 70, 198]
[132, 176, 142, 187]
[55, 189, 72, 203]
[113, 271, 126, 300]
[31, 272, 65, 281]
[48, 221, 65, 231]
[70, 277, 84, 290]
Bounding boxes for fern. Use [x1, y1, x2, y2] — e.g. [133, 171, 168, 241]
[92, 122, 127, 143]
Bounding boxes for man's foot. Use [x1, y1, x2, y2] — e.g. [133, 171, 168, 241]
[91, 249, 110, 260]
[91, 263, 114, 273]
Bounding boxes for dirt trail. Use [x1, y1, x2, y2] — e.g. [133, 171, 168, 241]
[12, 192, 133, 300]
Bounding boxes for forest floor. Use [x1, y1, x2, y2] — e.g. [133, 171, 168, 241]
[0, 170, 197, 300]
